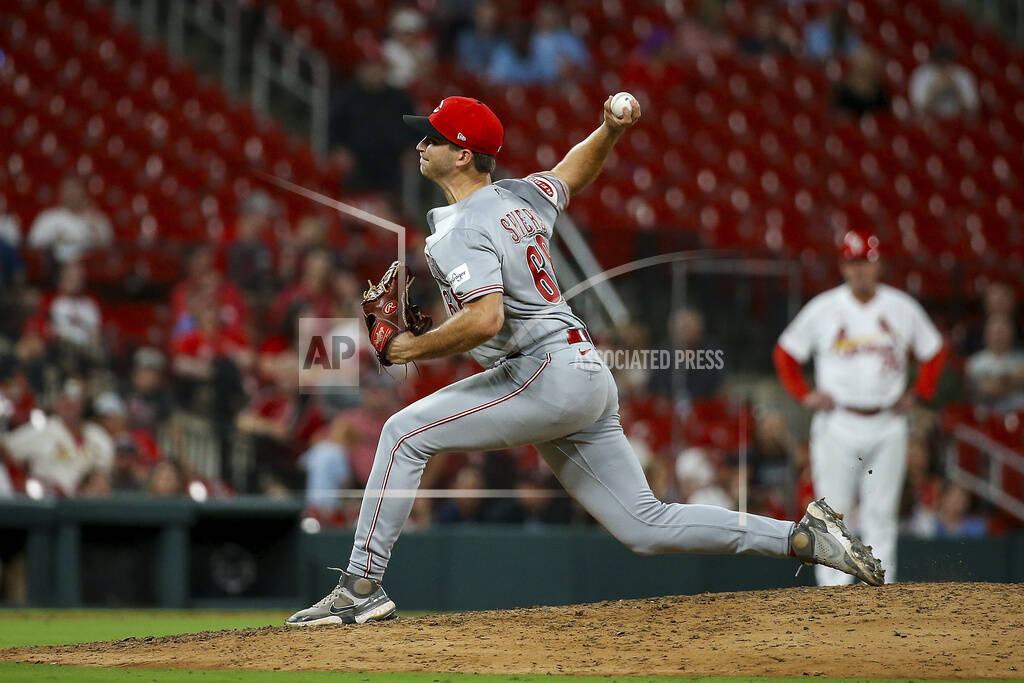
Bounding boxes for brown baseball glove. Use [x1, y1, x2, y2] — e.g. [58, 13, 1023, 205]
[362, 261, 433, 366]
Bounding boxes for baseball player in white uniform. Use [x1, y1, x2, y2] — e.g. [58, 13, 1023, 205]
[287, 97, 885, 626]
[774, 230, 946, 586]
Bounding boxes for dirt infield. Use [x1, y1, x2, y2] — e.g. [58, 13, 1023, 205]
[3, 582, 1022, 678]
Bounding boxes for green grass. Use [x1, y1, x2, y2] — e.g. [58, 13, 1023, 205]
[0, 610, 285, 649]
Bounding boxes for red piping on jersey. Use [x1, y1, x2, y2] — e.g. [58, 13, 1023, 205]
[361, 353, 552, 576]
[773, 343, 811, 401]
[548, 174, 571, 208]
[912, 344, 946, 401]
[453, 284, 504, 305]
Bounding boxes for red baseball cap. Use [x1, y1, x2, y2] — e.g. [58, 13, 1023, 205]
[403, 96, 504, 156]
[839, 229, 881, 262]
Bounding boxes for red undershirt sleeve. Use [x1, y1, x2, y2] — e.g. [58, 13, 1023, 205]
[912, 344, 947, 401]
[773, 343, 811, 402]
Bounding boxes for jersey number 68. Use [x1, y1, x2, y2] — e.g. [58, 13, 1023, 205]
[527, 234, 561, 304]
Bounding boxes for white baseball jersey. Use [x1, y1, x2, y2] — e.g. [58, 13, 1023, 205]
[778, 283, 942, 409]
[4, 417, 114, 493]
[422, 172, 587, 368]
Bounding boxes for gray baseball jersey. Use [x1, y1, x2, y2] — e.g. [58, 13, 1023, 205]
[422, 173, 584, 367]
[346, 173, 796, 582]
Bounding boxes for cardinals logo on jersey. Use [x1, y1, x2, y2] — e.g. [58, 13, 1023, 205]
[834, 325, 848, 347]
[829, 319, 902, 371]
[879, 316, 896, 337]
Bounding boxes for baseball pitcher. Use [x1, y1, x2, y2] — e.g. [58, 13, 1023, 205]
[774, 230, 946, 585]
[287, 96, 885, 626]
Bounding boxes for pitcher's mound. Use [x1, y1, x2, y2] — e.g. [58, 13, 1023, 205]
[4, 582, 1022, 678]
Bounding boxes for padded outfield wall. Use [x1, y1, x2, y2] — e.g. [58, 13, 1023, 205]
[1, 499, 1022, 609]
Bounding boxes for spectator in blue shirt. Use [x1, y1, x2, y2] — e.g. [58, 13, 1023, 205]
[934, 484, 988, 537]
[804, 3, 859, 60]
[531, 2, 589, 81]
[456, 1, 501, 75]
[488, 21, 547, 84]
[488, 6, 589, 85]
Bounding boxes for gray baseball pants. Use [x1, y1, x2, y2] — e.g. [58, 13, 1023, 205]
[348, 346, 795, 580]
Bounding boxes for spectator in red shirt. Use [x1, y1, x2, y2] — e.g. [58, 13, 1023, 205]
[329, 375, 399, 486]
[170, 245, 247, 342]
[173, 302, 252, 379]
[236, 343, 326, 492]
[173, 301, 251, 479]
[267, 247, 336, 333]
[227, 191, 276, 297]
[93, 390, 161, 466]
[620, 27, 689, 93]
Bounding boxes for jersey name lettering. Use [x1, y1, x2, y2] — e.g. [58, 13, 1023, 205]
[500, 207, 547, 243]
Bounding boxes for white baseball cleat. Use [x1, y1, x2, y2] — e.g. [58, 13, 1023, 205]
[790, 498, 885, 586]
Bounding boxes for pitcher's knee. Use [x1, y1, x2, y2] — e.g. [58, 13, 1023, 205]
[623, 537, 660, 556]
[611, 522, 664, 556]
[380, 408, 419, 446]
[614, 501, 679, 555]
[379, 410, 431, 463]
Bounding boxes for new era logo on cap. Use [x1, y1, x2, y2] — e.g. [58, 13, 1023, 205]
[403, 96, 504, 156]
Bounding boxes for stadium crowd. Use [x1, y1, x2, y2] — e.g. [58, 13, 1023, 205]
[1, 0, 1021, 539]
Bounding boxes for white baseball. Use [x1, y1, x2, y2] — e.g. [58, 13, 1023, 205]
[609, 92, 636, 118]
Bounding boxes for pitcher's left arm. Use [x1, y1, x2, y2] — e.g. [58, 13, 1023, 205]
[388, 292, 503, 363]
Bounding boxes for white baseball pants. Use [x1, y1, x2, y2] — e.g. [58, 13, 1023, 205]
[809, 409, 908, 585]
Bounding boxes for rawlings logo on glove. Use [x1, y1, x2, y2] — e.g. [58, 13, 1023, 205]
[362, 261, 433, 366]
